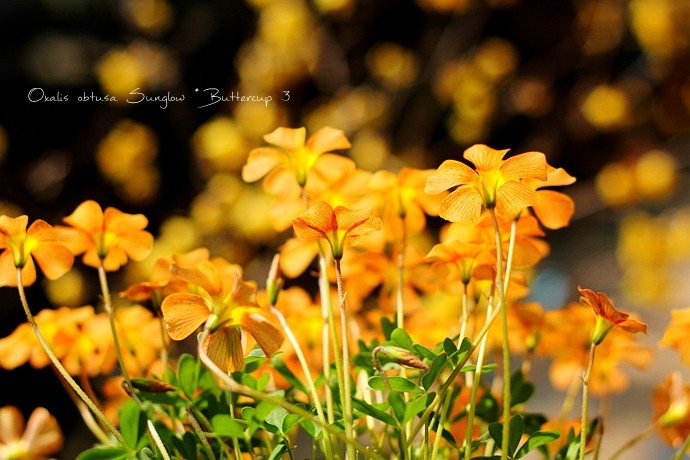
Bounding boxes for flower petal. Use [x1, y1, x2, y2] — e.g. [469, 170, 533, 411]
[236, 310, 283, 357]
[463, 144, 508, 171]
[203, 328, 244, 373]
[293, 201, 336, 240]
[171, 260, 223, 296]
[0, 405, 24, 443]
[22, 407, 63, 455]
[161, 293, 210, 340]
[500, 151, 547, 181]
[264, 127, 306, 152]
[305, 126, 351, 155]
[0, 215, 28, 236]
[495, 181, 540, 221]
[63, 200, 104, 233]
[438, 186, 483, 223]
[425, 160, 476, 195]
[241, 147, 286, 183]
[31, 242, 74, 280]
[334, 207, 375, 233]
[533, 190, 575, 229]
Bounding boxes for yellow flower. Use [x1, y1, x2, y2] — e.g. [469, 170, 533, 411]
[578, 286, 648, 345]
[161, 260, 283, 372]
[292, 200, 382, 260]
[652, 372, 690, 448]
[242, 126, 351, 187]
[0, 406, 63, 460]
[425, 144, 547, 223]
[659, 308, 690, 365]
[0, 215, 74, 287]
[523, 165, 577, 229]
[62, 200, 153, 271]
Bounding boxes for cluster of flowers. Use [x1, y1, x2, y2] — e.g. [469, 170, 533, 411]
[0, 127, 689, 460]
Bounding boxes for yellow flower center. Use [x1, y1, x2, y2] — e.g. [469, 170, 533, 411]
[6, 233, 38, 268]
[1, 440, 30, 460]
[476, 169, 506, 208]
[96, 231, 119, 259]
[291, 146, 318, 186]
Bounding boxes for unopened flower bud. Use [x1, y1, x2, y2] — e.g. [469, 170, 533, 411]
[130, 378, 176, 393]
[377, 346, 429, 371]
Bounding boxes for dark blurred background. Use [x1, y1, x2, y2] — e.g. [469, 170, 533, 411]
[1, 0, 690, 457]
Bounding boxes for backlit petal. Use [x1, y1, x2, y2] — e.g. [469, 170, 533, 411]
[161, 293, 211, 340]
[464, 144, 508, 171]
[305, 126, 351, 154]
[425, 160, 476, 195]
[236, 310, 283, 356]
[334, 206, 374, 233]
[63, 200, 104, 233]
[501, 151, 547, 181]
[438, 187, 483, 223]
[241, 147, 286, 183]
[495, 182, 539, 221]
[117, 230, 154, 261]
[293, 201, 336, 239]
[22, 407, 63, 455]
[533, 190, 575, 229]
[264, 127, 306, 152]
[31, 242, 74, 280]
[171, 260, 223, 296]
[203, 328, 244, 373]
[0, 215, 28, 236]
[104, 207, 149, 233]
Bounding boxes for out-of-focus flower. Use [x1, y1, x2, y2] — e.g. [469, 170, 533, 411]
[116, 305, 164, 376]
[369, 167, 445, 242]
[242, 126, 351, 188]
[62, 200, 153, 271]
[122, 0, 174, 36]
[425, 144, 547, 223]
[0, 406, 63, 460]
[576, 0, 625, 55]
[0, 215, 74, 287]
[629, 0, 689, 61]
[192, 116, 250, 174]
[292, 201, 382, 260]
[366, 43, 419, 90]
[632, 150, 678, 202]
[652, 372, 690, 448]
[660, 308, 690, 365]
[578, 286, 647, 345]
[523, 166, 576, 229]
[96, 120, 159, 204]
[161, 260, 283, 372]
[580, 84, 630, 130]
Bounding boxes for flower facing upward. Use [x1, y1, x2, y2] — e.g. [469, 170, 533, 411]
[0, 406, 63, 460]
[62, 200, 153, 271]
[242, 126, 351, 187]
[578, 286, 647, 345]
[161, 260, 283, 372]
[425, 144, 547, 223]
[0, 215, 74, 287]
[292, 200, 382, 260]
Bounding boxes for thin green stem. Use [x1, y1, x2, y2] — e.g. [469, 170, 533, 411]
[430, 382, 453, 460]
[270, 304, 333, 459]
[334, 258, 355, 460]
[464, 301, 494, 460]
[15, 269, 127, 447]
[670, 425, 690, 460]
[580, 343, 597, 460]
[396, 222, 407, 329]
[97, 264, 134, 392]
[489, 209, 511, 460]
[197, 331, 382, 460]
[186, 405, 217, 460]
[317, 244, 336, 429]
[147, 420, 171, 460]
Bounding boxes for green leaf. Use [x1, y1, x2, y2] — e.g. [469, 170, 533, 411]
[403, 394, 431, 424]
[119, 400, 144, 450]
[460, 363, 497, 373]
[422, 353, 447, 391]
[177, 353, 200, 399]
[389, 392, 406, 422]
[76, 447, 130, 460]
[268, 442, 290, 460]
[475, 392, 500, 423]
[137, 447, 154, 460]
[443, 338, 457, 361]
[515, 430, 560, 459]
[211, 414, 246, 437]
[391, 328, 414, 351]
[368, 376, 422, 393]
[265, 406, 289, 434]
[413, 343, 437, 361]
[299, 418, 322, 439]
[381, 316, 396, 340]
[272, 356, 308, 394]
[172, 432, 197, 460]
[510, 371, 535, 407]
[352, 399, 397, 426]
[509, 414, 525, 457]
[488, 422, 502, 449]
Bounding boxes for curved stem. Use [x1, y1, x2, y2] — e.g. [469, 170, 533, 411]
[98, 264, 134, 393]
[489, 209, 511, 460]
[196, 331, 382, 460]
[334, 258, 355, 460]
[580, 343, 597, 460]
[15, 269, 127, 447]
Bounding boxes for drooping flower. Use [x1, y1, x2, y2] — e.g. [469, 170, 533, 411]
[0, 215, 74, 287]
[652, 372, 690, 448]
[242, 126, 351, 188]
[0, 406, 63, 460]
[161, 260, 283, 372]
[425, 144, 547, 223]
[292, 200, 382, 260]
[578, 286, 648, 345]
[62, 200, 153, 271]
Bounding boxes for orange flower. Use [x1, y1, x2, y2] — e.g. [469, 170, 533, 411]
[0, 406, 63, 460]
[62, 200, 153, 271]
[292, 200, 382, 260]
[659, 308, 690, 365]
[652, 372, 690, 448]
[161, 260, 283, 372]
[0, 215, 74, 287]
[425, 144, 547, 223]
[242, 126, 351, 188]
[523, 165, 577, 229]
[578, 286, 647, 345]
[369, 167, 445, 241]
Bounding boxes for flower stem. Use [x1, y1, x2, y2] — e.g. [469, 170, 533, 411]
[15, 269, 127, 447]
[270, 304, 333, 459]
[317, 247, 336, 426]
[334, 258, 355, 460]
[489, 209, 511, 460]
[670, 425, 690, 460]
[98, 264, 134, 393]
[396, 222, 407, 329]
[580, 343, 597, 460]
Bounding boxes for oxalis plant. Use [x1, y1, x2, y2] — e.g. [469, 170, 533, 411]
[0, 126, 687, 460]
